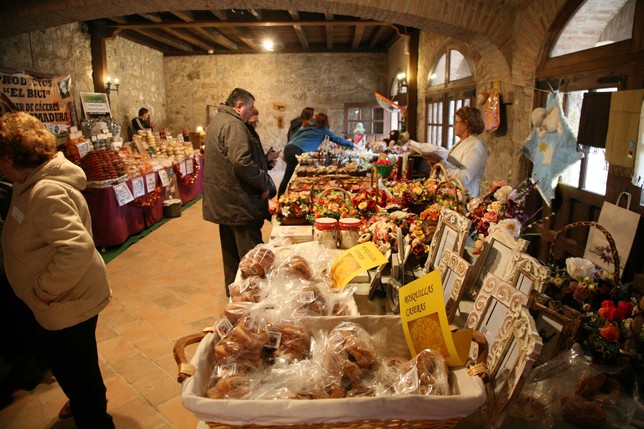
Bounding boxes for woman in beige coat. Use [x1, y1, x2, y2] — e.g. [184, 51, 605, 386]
[0, 112, 113, 428]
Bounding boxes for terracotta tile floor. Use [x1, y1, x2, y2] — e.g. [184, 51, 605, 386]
[0, 199, 271, 429]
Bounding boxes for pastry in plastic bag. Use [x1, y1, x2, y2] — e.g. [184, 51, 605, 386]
[239, 245, 275, 278]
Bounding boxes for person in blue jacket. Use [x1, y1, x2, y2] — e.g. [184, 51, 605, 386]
[277, 112, 354, 197]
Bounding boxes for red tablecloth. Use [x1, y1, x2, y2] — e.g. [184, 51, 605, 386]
[83, 155, 204, 248]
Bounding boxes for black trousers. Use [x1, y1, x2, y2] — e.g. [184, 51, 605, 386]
[219, 222, 264, 295]
[39, 315, 114, 429]
[277, 145, 303, 197]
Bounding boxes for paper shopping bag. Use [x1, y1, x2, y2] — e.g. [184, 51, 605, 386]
[583, 192, 640, 273]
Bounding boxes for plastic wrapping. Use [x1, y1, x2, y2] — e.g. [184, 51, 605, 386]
[508, 343, 640, 429]
[239, 244, 276, 278]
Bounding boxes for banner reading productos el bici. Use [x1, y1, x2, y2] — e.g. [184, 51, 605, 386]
[0, 69, 73, 136]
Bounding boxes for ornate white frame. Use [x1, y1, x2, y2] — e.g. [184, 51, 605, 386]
[424, 207, 471, 272]
[470, 224, 529, 294]
[482, 306, 543, 429]
[436, 248, 472, 323]
[465, 273, 529, 374]
[529, 290, 582, 366]
[509, 252, 550, 296]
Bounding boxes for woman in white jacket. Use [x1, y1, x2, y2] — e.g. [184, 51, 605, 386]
[0, 112, 113, 428]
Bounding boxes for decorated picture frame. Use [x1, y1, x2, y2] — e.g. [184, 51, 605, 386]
[470, 224, 529, 294]
[436, 249, 472, 324]
[529, 290, 582, 365]
[482, 307, 543, 429]
[465, 273, 529, 366]
[424, 207, 471, 272]
[509, 252, 550, 296]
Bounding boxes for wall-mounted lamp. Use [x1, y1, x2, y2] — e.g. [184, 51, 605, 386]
[105, 76, 120, 95]
[396, 71, 406, 80]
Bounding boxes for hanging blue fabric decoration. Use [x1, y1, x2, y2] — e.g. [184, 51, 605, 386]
[521, 92, 581, 205]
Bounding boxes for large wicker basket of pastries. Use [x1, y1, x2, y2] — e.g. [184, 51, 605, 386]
[174, 315, 487, 429]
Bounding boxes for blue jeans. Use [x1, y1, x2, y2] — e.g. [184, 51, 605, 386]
[277, 145, 303, 197]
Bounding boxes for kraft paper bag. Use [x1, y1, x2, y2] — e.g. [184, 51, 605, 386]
[584, 192, 640, 273]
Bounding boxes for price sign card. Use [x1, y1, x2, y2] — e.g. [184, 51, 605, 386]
[179, 161, 187, 176]
[330, 242, 388, 288]
[113, 183, 134, 207]
[399, 269, 472, 367]
[145, 173, 157, 193]
[186, 159, 194, 174]
[77, 141, 90, 158]
[131, 177, 145, 198]
[158, 169, 170, 187]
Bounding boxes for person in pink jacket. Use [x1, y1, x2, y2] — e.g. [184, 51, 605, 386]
[0, 112, 114, 428]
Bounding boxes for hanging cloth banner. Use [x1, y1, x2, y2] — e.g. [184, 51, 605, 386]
[0, 69, 73, 137]
[483, 80, 501, 132]
[605, 89, 644, 177]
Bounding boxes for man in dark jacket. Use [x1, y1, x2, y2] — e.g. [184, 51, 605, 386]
[203, 88, 272, 296]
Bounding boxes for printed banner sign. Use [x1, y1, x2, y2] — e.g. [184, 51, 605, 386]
[0, 69, 73, 136]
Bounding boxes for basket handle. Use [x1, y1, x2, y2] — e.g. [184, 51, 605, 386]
[549, 221, 620, 284]
[467, 330, 489, 383]
[173, 332, 206, 383]
[434, 178, 464, 213]
[309, 176, 346, 202]
[310, 186, 354, 209]
[429, 162, 447, 180]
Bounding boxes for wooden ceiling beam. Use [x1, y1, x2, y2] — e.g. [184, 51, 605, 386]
[168, 10, 237, 51]
[164, 27, 212, 52]
[108, 20, 387, 30]
[368, 25, 388, 49]
[136, 29, 195, 52]
[195, 27, 239, 51]
[210, 10, 228, 21]
[293, 25, 309, 50]
[139, 13, 162, 23]
[171, 11, 194, 22]
[351, 24, 365, 50]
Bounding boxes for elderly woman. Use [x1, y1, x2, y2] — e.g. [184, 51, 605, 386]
[0, 112, 114, 428]
[418, 106, 488, 197]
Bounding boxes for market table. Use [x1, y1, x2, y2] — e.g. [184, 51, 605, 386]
[82, 154, 204, 248]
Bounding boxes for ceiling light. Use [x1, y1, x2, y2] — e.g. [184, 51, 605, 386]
[208, 49, 214, 54]
[262, 39, 274, 51]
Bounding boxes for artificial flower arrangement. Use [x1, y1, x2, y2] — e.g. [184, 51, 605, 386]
[357, 211, 418, 254]
[466, 179, 542, 254]
[371, 153, 398, 179]
[310, 188, 356, 221]
[269, 192, 311, 222]
[409, 203, 442, 257]
[545, 257, 643, 365]
[351, 187, 389, 217]
[388, 179, 437, 208]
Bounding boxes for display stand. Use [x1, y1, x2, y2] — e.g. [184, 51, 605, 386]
[83, 154, 204, 248]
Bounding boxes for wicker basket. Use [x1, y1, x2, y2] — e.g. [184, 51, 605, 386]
[310, 186, 354, 219]
[549, 220, 621, 288]
[175, 316, 488, 429]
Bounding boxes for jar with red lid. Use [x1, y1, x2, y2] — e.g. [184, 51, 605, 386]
[314, 217, 338, 248]
[338, 218, 361, 249]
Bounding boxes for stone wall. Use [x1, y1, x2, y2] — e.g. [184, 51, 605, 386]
[106, 36, 166, 141]
[0, 22, 94, 124]
[163, 52, 387, 152]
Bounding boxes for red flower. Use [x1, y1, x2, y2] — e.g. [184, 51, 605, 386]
[599, 323, 620, 343]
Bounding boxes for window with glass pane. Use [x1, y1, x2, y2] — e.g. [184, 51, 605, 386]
[449, 50, 472, 81]
[557, 88, 614, 195]
[344, 104, 385, 139]
[429, 54, 447, 87]
[550, 0, 634, 57]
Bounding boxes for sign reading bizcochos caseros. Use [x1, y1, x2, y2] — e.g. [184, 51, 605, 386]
[0, 69, 73, 136]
